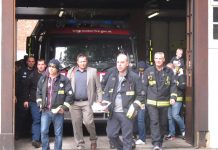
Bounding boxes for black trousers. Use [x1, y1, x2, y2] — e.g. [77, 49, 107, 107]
[15, 100, 31, 138]
[106, 112, 134, 150]
[147, 105, 168, 147]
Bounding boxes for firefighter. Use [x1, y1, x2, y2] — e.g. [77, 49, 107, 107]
[103, 53, 145, 150]
[144, 52, 177, 150]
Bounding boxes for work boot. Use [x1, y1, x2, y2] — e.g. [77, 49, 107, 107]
[76, 145, 85, 150]
[165, 134, 175, 140]
[132, 141, 136, 149]
[182, 131, 186, 140]
[32, 140, 41, 148]
[153, 145, 162, 150]
[91, 143, 97, 150]
[109, 142, 115, 149]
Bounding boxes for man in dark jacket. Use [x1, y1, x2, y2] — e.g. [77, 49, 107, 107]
[134, 61, 149, 145]
[23, 59, 46, 148]
[36, 59, 73, 150]
[15, 56, 35, 139]
[144, 52, 177, 150]
[103, 53, 145, 150]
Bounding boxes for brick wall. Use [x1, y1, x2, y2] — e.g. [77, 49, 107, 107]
[17, 20, 38, 60]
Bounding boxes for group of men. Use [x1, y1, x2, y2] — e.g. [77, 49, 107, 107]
[15, 48, 186, 150]
[15, 54, 101, 150]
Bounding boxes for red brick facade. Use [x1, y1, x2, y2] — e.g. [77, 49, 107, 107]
[17, 20, 38, 51]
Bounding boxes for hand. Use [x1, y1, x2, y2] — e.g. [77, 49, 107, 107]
[14, 96, 17, 104]
[170, 99, 176, 105]
[133, 102, 141, 110]
[97, 99, 102, 103]
[178, 68, 184, 76]
[23, 101, 29, 108]
[37, 101, 42, 108]
[58, 108, 65, 114]
[61, 105, 69, 111]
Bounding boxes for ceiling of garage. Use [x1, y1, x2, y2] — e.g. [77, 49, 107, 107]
[16, 0, 186, 20]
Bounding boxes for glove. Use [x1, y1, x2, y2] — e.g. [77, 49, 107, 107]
[37, 101, 42, 109]
[126, 104, 138, 119]
[126, 100, 142, 119]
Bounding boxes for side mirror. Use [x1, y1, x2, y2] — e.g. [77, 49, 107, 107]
[26, 36, 36, 55]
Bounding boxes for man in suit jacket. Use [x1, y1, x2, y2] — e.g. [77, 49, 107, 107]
[67, 53, 102, 150]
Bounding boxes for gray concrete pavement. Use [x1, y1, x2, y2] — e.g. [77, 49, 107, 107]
[15, 136, 217, 150]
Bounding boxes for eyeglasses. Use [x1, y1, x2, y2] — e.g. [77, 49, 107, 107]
[48, 65, 57, 68]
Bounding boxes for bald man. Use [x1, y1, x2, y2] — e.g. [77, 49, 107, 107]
[103, 53, 145, 150]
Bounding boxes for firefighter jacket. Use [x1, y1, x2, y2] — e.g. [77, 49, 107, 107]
[103, 68, 145, 114]
[144, 66, 177, 107]
[36, 73, 73, 111]
[175, 71, 186, 102]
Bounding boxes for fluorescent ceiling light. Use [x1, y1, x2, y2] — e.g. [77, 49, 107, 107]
[148, 12, 159, 19]
[59, 8, 64, 17]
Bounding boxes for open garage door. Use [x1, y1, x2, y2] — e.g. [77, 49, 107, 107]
[1, 0, 201, 149]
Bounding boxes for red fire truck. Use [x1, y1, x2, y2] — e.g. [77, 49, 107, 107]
[26, 19, 138, 121]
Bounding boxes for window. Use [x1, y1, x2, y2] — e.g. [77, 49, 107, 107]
[214, 7, 218, 22]
[213, 7, 218, 39]
[214, 25, 218, 39]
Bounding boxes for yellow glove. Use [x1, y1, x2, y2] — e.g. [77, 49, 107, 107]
[126, 104, 137, 119]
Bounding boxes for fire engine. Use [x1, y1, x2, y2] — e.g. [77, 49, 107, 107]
[26, 19, 138, 122]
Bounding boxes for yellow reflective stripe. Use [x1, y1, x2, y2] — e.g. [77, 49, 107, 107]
[147, 99, 157, 105]
[149, 81, 156, 85]
[171, 93, 177, 97]
[147, 99, 170, 107]
[157, 101, 170, 107]
[177, 97, 183, 101]
[64, 102, 71, 108]
[109, 89, 113, 93]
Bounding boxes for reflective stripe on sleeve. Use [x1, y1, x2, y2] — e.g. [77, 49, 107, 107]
[64, 102, 71, 108]
[171, 93, 177, 97]
[177, 97, 183, 102]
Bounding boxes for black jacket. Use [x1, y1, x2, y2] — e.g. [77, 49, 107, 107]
[175, 73, 186, 101]
[15, 66, 35, 101]
[103, 68, 145, 113]
[170, 56, 185, 69]
[36, 73, 73, 111]
[101, 66, 116, 90]
[144, 66, 177, 107]
[25, 70, 43, 102]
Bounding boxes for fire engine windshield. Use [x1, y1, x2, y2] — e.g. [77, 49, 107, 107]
[54, 37, 133, 71]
